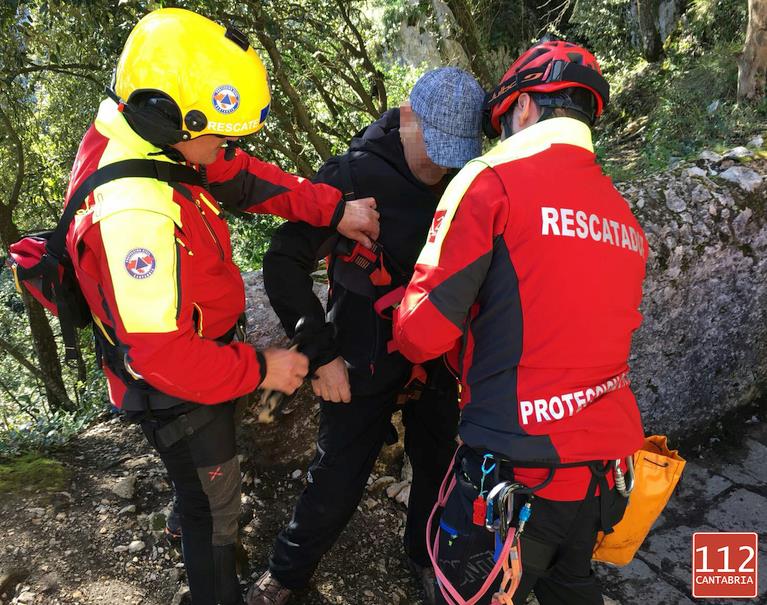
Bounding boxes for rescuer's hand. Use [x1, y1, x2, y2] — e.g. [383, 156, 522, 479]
[311, 356, 351, 403]
[260, 347, 309, 394]
[337, 197, 380, 249]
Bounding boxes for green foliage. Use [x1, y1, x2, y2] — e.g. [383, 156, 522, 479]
[0, 261, 108, 456]
[0, 453, 69, 492]
[228, 213, 282, 271]
[581, 0, 765, 179]
[0, 405, 102, 459]
[570, 0, 636, 70]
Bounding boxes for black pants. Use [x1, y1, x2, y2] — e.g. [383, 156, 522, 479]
[269, 375, 459, 589]
[136, 402, 243, 605]
[434, 447, 628, 605]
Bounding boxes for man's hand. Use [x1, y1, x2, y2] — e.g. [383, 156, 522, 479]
[260, 347, 309, 395]
[337, 197, 380, 249]
[311, 356, 351, 403]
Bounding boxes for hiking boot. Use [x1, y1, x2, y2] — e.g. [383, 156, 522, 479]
[165, 507, 182, 544]
[409, 559, 437, 605]
[245, 571, 292, 605]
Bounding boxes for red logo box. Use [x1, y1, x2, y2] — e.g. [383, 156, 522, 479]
[692, 532, 758, 599]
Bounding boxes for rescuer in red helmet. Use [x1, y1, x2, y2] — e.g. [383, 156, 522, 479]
[392, 39, 647, 605]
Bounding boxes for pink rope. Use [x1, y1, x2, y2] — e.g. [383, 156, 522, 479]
[426, 448, 521, 605]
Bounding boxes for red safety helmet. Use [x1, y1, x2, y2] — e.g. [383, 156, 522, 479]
[482, 40, 610, 138]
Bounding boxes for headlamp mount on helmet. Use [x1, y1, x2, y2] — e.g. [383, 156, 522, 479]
[482, 57, 610, 139]
[224, 24, 250, 51]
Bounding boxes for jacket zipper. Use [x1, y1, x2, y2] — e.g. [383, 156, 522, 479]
[194, 196, 224, 259]
[369, 298, 379, 375]
[457, 312, 473, 382]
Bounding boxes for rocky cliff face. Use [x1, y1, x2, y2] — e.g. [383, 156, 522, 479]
[244, 138, 767, 440]
[624, 139, 766, 437]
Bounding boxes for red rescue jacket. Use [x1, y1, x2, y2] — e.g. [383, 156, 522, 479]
[394, 118, 647, 499]
[66, 99, 342, 408]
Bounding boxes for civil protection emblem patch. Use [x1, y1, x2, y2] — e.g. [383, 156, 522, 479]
[124, 248, 156, 279]
[212, 85, 240, 114]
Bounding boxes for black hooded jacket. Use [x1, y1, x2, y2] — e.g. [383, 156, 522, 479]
[263, 109, 449, 395]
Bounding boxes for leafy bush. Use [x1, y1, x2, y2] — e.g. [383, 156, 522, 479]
[580, 0, 766, 179]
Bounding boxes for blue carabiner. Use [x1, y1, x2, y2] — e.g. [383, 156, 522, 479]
[479, 453, 496, 497]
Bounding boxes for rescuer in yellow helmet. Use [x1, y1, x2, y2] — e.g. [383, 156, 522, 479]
[62, 8, 379, 605]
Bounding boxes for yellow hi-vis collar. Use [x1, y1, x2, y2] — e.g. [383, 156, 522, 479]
[417, 118, 593, 267]
[94, 98, 167, 159]
[89, 99, 183, 229]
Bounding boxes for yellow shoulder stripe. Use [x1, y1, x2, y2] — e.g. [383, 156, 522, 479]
[481, 117, 593, 168]
[100, 209, 179, 334]
[91, 178, 182, 228]
[417, 160, 489, 267]
[417, 117, 594, 267]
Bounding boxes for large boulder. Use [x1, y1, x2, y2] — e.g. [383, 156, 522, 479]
[243, 144, 767, 441]
[241, 270, 327, 350]
[622, 147, 766, 438]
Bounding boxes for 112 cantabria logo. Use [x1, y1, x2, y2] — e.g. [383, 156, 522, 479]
[692, 532, 758, 599]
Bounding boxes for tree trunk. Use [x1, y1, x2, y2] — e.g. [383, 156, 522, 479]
[0, 205, 74, 411]
[737, 0, 767, 103]
[636, 0, 664, 62]
[444, 0, 495, 88]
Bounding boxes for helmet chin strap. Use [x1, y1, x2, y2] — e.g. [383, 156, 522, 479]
[148, 147, 187, 163]
[532, 93, 596, 125]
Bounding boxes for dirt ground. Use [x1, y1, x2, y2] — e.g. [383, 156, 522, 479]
[0, 390, 426, 605]
[4, 389, 765, 605]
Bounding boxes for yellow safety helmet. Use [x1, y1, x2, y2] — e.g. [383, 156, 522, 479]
[112, 8, 271, 144]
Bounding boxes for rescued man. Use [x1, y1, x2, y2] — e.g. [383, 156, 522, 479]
[248, 67, 486, 605]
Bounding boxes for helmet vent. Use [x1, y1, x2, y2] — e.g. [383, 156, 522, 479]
[518, 48, 549, 69]
[567, 53, 584, 64]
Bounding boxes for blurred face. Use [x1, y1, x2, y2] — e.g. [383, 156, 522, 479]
[399, 103, 449, 185]
[171, 135, 238, 165]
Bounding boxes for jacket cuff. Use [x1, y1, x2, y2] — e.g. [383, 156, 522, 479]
[294, 321, 338, 372]
[329, 197, 345, 230]
[256, 351, 267, 387]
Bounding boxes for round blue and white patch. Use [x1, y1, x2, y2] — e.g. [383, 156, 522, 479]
[212, 85, 240, 114]
[124, 248, 156, 279]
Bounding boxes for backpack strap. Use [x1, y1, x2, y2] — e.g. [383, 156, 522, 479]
[46, 159, 204, 262]
[29, 159, 203, 360]
[332, 153, 409, 287]
[338, 153, 356, 203]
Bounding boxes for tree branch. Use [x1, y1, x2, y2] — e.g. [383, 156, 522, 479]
[261, 128, 315, 177]
[0, 374, 37, 421]
[336, 1, 387, 112]
[248, 2, 334, 160]
[0, 332, 73, 409]
[317, 53, 379, 119]
[7, 62, 100, 80]
[444, 0, 495, 88]
[308, 72, 341, 120]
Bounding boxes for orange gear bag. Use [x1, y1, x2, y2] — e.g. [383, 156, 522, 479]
[592, 435, 686, 566]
